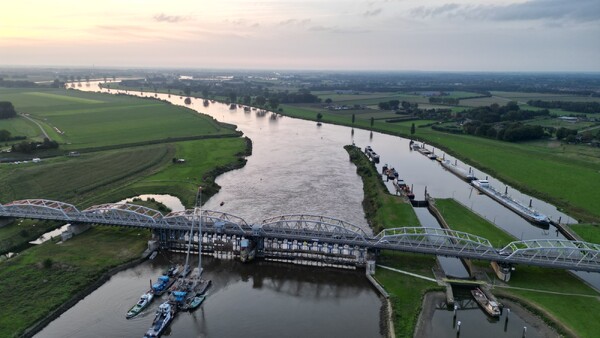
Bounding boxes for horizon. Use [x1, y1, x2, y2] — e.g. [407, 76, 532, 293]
[1, 0, 599, 72]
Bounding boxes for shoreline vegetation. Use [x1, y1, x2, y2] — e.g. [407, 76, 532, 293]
[0, 87, 253, 337]
[344, 144, 599, 337]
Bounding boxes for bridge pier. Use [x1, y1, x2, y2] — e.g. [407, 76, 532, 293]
[61, 222, 91, 241]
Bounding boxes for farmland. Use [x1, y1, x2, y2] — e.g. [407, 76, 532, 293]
[0, 87, 237, 151]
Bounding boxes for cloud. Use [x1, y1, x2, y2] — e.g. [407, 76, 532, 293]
[363, 8, 382, 18]
[153, 13, 189, 23]
[410, 0, 600, 22]
[308, 25, 370, 34]
[278, 18, 311, 26]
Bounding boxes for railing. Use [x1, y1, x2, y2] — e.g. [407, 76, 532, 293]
[2, 199, 600, 272]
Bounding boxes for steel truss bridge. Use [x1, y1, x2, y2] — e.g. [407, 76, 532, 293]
[1, 199, 600, 273]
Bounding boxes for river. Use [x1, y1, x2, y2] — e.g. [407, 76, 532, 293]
[35, 82, 592, 337]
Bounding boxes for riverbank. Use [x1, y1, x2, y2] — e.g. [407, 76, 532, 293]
[345, 144, 442, 337]
[0, 227, 148, 337]
[435, 198, 600, 337]
[344, 145, 419, 233]
[279, 104, 600, 224]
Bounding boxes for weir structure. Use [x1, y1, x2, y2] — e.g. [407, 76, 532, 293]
[2, 199, 600, 272]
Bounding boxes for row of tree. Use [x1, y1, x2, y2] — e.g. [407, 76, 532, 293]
[458, 102, 549, 123]
[462, 121, 545, 142]
[527, 100, 600, 114]
[11, 138, 59, 153]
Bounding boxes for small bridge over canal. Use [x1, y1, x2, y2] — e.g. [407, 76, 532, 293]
[1, 199, 600, 273]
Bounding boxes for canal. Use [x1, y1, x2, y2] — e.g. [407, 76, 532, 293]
[35, 82, 592, 337]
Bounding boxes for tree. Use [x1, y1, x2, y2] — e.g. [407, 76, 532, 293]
[183, 87, 191, 97]
[352, 114, 355, 124]
[370, 117, 374, 127]
[268, 98, 279, 109]
[325, 98, 332, 104]
[229, 92, 237, 103]
[410, 123, 415, 135]
[0, 129, 11, 141]
[0, 101, 17, 119]
[401, 101, 410, 109]
[184, 97, 192, 105]
[316, 113, 323, 121]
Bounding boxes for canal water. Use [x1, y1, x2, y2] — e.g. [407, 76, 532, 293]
[35, 82, 592, 337]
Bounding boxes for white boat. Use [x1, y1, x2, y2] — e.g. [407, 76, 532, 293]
[126, 291, 154, 319]
[471, 180, 549, 226]
[143, 301, 175, 338]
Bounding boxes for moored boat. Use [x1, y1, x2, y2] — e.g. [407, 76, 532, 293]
[188, 295, 206, 310]
[471, 180, 549, 227]
[471, 287, 501, 317]
[126, 291, 154, 319]
[440, 160, 477, 182]
[143, 301, 175, 338]
[152, 275, 176, 296]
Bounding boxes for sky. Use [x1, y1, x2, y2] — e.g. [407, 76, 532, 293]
[1, 0, 599, 71]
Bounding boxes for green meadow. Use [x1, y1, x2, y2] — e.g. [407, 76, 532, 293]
[0, 87, 237, 151]
[0, 227, 148, 338]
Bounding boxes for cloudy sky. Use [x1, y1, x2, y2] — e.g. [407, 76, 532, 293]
[1, 0, 599, 71]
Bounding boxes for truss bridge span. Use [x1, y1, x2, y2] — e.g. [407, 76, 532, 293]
[1, 199, 599, 272]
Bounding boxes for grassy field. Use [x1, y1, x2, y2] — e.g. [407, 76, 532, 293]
[496, 267, 600, 337]
[569, 224, 600, 243]
[0, 219, 61, 255]
[434, 198, 515, 247]
[123, 138, 249, 207]
[0, 144, 174, 206]
[0, 227, 148, 337]
[0, 87, 237, 151]
[375, 252, 441, 338]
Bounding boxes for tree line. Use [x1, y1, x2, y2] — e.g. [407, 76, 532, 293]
[527, 100, 600, 114]
[11, 138, 59, 153]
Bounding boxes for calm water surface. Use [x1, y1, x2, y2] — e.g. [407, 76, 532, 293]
[36, 83, 594, 337]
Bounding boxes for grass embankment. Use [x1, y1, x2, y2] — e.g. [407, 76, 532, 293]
[436, 198, 600, 337]
[434, 198, 515, 248]
[569, 224, 600, 243]
[0, 220, 62, 255]
[279, 103, 600, 224]
[344, 145, 419, 233]
[0, 227, 148, 338]
[345, 144, 441, 337]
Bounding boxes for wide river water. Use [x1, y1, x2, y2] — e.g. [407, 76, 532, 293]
[35, 82, 595, 337]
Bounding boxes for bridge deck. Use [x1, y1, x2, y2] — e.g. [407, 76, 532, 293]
[2, 199, 600, 272]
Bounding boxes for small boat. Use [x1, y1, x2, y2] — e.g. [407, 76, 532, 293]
[143, 301, 175, 338]
[240, 238, 256, 263]
[188, 295, 206, 310]
[126, 291, 154, 319]
[471, 287, 501, 317]
[203, 99, 209, 106]
[384, 167, 398, 180]
[440, 160, 477, 182]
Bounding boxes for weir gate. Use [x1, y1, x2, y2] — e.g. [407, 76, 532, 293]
[2, 199, 600, 273]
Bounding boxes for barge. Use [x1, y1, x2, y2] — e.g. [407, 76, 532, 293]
[440, 160, 477, 182]
[364, 146, 380, 163]
[471, 287, 501, 317]
[471, 180, 549, 227]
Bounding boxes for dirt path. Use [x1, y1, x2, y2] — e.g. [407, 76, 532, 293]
[19, 113, 50, 140]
